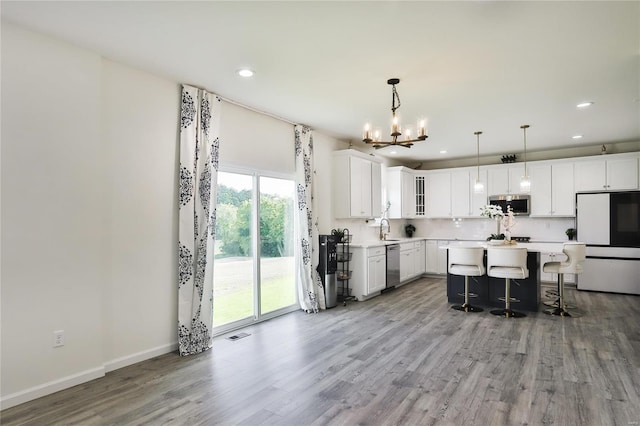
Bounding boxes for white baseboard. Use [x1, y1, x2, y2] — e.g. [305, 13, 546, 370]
[104, 342, 178, 373]
[0, 342, 178, 411]
[0, 366, 105, 411]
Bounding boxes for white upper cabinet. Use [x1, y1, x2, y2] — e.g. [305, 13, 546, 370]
[530, 162, 575, 216]
[427, 171, 451, 218]
[424, 168, 487, 218]
[387, 167, 417, 219]
[487, 164, 525, 195]
[551, 163, 575, 215]
[574, 154, 639, 192]
[451, 170, 471, 217]
[574, 159, 605, 192]
[332, 150, 383, 218]
[350, 156, 372, 217]
[606, 157, 638, 190]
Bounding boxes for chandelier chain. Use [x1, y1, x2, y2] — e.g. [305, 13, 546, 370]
[391, 85, 401, 115]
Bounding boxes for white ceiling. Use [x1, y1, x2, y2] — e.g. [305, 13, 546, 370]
[2, 1, 639, 162]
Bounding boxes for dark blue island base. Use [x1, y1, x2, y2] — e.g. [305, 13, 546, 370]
[446, 250, 541, 312]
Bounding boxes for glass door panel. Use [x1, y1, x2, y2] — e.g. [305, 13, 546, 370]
[213, 172, 254, 327]
[259, 177, 296, 314]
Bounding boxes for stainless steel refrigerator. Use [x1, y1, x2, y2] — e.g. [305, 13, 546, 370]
[576, 191, 640, 294]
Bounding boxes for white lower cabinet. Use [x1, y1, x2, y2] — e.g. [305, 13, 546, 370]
[415, 240, 426, 275]
[400, 245, 415, 282]
[367, 254, 386, 294]
[425, 240, 448, 275]
[400, 241, 426, 283]
[351, 246, 387, 300]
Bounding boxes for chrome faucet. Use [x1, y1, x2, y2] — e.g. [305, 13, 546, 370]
[379, 218, 391, 240]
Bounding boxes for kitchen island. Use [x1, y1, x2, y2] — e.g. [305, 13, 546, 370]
[444, 242, 564, 312]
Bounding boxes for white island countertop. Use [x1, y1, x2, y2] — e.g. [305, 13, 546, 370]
[443, 240, 567, 254]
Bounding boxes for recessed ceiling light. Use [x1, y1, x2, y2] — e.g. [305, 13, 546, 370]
[576, 101, 594, 108]
[238, 68, 254, 78]
[440, 150, 447, 154]
[572, 135, 583, 139]
[389, 150, 397, 155]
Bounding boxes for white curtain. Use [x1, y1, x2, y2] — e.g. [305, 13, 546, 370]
[294, 125, 326, 312]
[178, 85, 220, 356]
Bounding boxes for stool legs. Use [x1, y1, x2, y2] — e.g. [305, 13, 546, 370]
[543, 275, 576, 309]
[451, 276, 483, 313]
[491, 278, 526, 318]
[544, 273, 579, 317]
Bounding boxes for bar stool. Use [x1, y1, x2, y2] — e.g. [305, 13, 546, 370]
[543, 252, 576, 309]
[448, 247, 485, 313]
[487, 247, 529, 318]
[543, 242, 585, 317]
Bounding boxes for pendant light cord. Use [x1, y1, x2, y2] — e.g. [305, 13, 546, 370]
[474, 131, 482, 176]
[521, 125, 530, 175]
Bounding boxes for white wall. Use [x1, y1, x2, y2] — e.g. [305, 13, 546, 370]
[0, 22, 349, 408]
[101, 60, 180, 369]
[1, 23, 107, 405]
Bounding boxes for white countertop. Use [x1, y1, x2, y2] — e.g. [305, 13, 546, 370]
[351, 237, 567, 254]
[350, 237, 427, 248]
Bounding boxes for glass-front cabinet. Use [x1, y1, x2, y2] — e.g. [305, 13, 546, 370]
[415, 175, 426, 217]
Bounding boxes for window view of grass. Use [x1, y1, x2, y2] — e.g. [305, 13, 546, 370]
[213, 258, 295, 326]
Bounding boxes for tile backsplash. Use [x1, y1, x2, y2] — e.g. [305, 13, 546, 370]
[329, 216, 577, 243]
[413, 216, 576, 242]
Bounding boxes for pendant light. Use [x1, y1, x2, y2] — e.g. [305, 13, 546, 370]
[520, 124, 531, 193]
[473, 131, 484, 194]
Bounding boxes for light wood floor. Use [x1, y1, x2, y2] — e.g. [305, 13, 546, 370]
[2, 278, 640, 425]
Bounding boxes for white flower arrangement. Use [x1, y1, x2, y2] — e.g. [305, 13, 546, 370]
[480, 204, 504, 219]
[501, 206, 516, 234]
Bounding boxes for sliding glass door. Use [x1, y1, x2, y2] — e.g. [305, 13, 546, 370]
[259, 176, 296, 314]
[213, 170, 297, 331]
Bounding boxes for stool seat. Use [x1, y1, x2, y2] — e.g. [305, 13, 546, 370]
[448, 247, 485, 313]
[487, 247, 528, 318]
[449, 264, 484, 277]
[543, 261, 583, 275]
[488, 266, 527, 279]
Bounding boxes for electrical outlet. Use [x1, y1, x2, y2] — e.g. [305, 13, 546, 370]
[53, 330, 65, 348]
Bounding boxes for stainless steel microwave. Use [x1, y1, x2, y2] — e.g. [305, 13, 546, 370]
[489, 194, 530, 216]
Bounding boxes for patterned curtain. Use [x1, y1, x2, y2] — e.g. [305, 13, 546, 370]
[178, 85, 220, 356]
[294, 125, 326, 312]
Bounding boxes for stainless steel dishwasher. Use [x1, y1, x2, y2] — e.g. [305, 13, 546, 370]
[385, 244, 400, 291]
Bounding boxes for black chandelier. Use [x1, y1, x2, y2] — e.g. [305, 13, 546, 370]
[363, 78, 428, 149]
